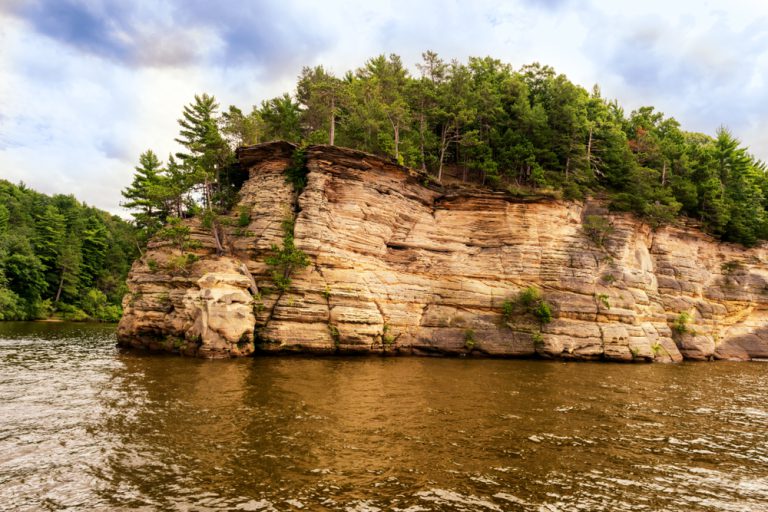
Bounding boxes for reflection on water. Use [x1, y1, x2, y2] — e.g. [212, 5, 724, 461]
[1, 322, 768, 510]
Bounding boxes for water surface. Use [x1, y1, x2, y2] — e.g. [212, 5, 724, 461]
[1, 322, 767, 511]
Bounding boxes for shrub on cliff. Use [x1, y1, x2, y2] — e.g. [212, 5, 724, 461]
[265, 218, 310, 292]
[517, 286, 553, 325]
[582, 215, 614, 247]
[285, 147, 309, 193]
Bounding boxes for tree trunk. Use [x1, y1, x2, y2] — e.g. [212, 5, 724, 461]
[329, 97, 335, 146]
[419, 112, 427, 172]
[661, 161, 667, 186]
[203, 176, 211, 210]
[54, 274, 64, 303]
[586, 126, 593, 174]
[211, 218, 224, 255]
[239, 262, 260, 297]
[438, 125, 449, 182]
[394, 122, 400, 161]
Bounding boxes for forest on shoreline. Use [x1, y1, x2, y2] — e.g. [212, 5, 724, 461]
[0, 180, 137, 321]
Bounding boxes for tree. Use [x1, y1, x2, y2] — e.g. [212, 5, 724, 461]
[297, 66, 344, 145]
[0, 180, 137, 320]
[175, 93, 231, 209]
[259, 94, 302, 142]
[435, 61, 476, 181]
[412, 51, 447, 171]
[33, 204, 66, 294]
[80, 216, 108, 289]
[220, 105, 260, 148]
[121, 149, 168, 236]
[357, 54, 411, 161]
[715, 127, 767, 245]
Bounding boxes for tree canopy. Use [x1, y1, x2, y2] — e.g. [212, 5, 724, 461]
[0, 181, 138, 321]
[123, 51, 768, 247]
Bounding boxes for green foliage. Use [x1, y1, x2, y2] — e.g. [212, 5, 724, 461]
[596, 293, 610, 309]
[265, 217, 310, 292]
[128, 53, 768, 247]
[672, 312, 693, 335]
[285, 147, 309, 193]
[582, 215, 614, 247]
[81, 288, 122, 322]
[329, 323, 340, 348]
[237, 206, 251, 227]
[533, 301, 553, 324]
[175, 93, 233, 209]
[259, 94, 302, 142]
[156, 217, 192, 252]
[167, 255, 187, 273]
[120, 150, 172, 238]
[297, 65, 344, 145]
[464, 328, 476, 350]
[501, 299, 514, 323]
[518, 286, 541, 308]
[517, 286, 553, 324]
[382, 323, 395, 346]
[0, 287, 26, 320]
[56, 302, 89, 322]
[201, 209, 215, 229]
[0, 180, 136, 321]
[721, 260, 744, 275]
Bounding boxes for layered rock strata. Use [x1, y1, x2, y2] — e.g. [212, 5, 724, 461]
[117, 141, 768, 361]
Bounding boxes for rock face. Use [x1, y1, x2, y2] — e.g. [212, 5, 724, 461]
[117, 141, 768, 361]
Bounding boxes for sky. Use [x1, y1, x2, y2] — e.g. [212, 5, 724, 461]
[2, 0, 768, 216]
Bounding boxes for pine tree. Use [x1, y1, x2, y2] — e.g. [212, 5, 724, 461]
[175, 93, 230, 209]
[220, 105, 260, 148]
[297, 66, 344, 145]
[121, 149, 170, 238]
[259, 94, 302, 142]
[80, 216, 108, 289]
[33, 204, 66, 294]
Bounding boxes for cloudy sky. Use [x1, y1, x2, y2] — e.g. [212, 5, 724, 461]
[1, 0, 768, 215]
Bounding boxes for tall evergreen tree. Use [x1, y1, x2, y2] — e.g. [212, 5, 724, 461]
[121, 150, 168, 236]
[175, 93, 230, 209]
[297, 66, 344, 145]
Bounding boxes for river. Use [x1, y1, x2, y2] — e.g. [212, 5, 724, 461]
[1, 322, 767, 511]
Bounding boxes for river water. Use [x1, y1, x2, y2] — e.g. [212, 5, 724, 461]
[1, 322, 768, 511]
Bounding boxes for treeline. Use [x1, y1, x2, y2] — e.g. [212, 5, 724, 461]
[125, 52, 768, 246]
[0, 180, 138, 321]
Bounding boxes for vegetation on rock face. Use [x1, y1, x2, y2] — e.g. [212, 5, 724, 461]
[285, 146, 309, 194]
[123, 52, 768, 250]
[464, 328, 476, 350]
[583, 215, 614, 247]
[672, 312, 694, 335]
[0, 180, 137, 321]
[265, 218, 310, 292]
[518, 286, 553, 324]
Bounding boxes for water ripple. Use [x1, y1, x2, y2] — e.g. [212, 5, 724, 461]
[1, 322, 767, 510]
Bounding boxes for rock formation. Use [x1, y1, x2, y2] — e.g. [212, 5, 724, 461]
[117, 141, 768, 361]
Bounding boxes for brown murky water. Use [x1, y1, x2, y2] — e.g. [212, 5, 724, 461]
[1, 322, 768, 511]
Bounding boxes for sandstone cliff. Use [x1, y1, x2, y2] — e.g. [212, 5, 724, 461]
[117, 141, 768, 361]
